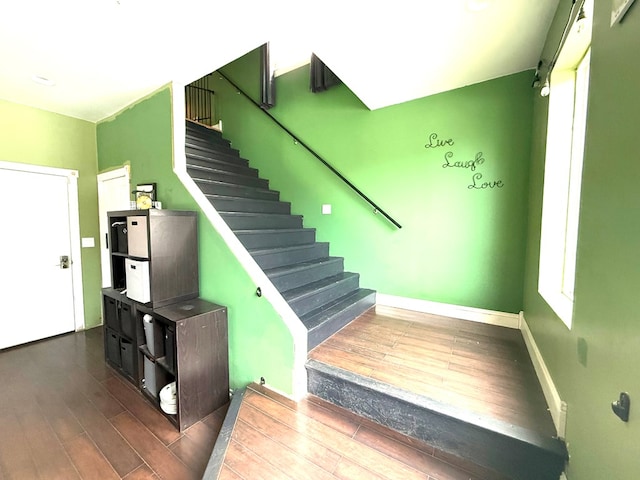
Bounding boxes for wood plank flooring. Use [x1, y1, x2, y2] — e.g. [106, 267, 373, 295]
[222, 384, 484, 480]
[1, 306, 556, 480]
[309, 305, 556, 436]
[0, 327, 228, 480]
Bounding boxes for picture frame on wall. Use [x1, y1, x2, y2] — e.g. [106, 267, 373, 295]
[611, 0, 636, 25]
[133, 183, 156, 210]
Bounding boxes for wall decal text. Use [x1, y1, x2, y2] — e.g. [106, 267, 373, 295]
[424, 132, 504, 190]
[468, 173, 504, 190]
[442, 151, 485, 172]
[424, 132, 454, 149]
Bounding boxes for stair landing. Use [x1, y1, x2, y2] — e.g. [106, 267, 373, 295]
[306, 305, 567, 480]
[205, 306, 567, 479]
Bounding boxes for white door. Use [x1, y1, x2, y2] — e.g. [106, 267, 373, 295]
[97, 168, 130, 287]
[0, 164, 78, 349]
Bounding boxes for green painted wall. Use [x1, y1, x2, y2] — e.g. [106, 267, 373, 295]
[96, 87, 295, 394]
[0, 99, 102, 328]
[212, 50, 534, 313]
[523, 1, 640, 479]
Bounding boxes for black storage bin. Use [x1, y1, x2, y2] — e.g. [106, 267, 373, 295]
[112, 221, 128, 254]
[106, 330, 121, 367]
[120, 339, 134, 377]
[164, 326, 176, 373]
[120, 302, 134, 339]
[104, 296, 119, 330]
[112, 259, 126, 290]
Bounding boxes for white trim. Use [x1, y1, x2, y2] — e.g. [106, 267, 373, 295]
[560, 473, 568, 480]
[519, 311, 568, 439]
[171, 84, 308, 400]
[97, 165, 130, 182]
[376, 293, 520, 329]
[97, 166, 131, 289]
[67, 172, 85, 332]
[0, 161, 85, 332]
[0, 160, 77, 178]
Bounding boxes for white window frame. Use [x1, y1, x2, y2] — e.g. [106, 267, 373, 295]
[538, 0, 592, 329]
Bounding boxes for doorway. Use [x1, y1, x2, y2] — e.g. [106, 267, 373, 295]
[0, 161, 84, 349]
[97, 167, 131, 288]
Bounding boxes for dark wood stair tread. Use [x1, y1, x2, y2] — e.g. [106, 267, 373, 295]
[187, 151, 250, 168]
[263, 256, 343, 278]
[300, 289, 375, 331]
[282, 272, 360, 301]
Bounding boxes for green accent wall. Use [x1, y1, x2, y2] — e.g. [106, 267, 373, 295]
[212, 50, 534, 313]
[0, 99, 102, 328]
[523, 1, 640, 479]
[96, 87, 295, 394]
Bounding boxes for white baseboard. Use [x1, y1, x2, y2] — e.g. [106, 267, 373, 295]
[376, 294, 520, 329]
[519, 311, 567, 439]
[375, 295, 567, 439]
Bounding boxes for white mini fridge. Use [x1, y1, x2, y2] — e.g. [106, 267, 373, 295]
[125, 258, 150, 303]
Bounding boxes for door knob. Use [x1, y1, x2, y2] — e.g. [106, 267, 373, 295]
[57, 255, 71, 269]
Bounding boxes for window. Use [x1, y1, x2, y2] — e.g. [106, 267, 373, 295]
[538, 0, 593, 329]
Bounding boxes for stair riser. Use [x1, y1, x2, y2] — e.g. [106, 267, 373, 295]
[187, 152, 250, 170]
[208, 197, 291, 215]
[186, 133, 231, 149]
[236, 230, 316, 250]
[187, 167, 268, 189]
[185, 136, 238, 151]
[289, 276, 361, 317]
[251, 243, 330, 270]
[221, 214, 303, 230]
[186, 122, 223, 137]
[195, 182, 279, 201]
[306, 361, 567, 480]
[307, 293, 375, 350]
[268, 259, 344, 292]
[185, 145, 244, 165]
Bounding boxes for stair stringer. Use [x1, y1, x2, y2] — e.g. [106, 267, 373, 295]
[171, 85, 308, 400]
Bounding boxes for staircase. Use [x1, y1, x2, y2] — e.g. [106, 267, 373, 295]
[185, 120, 376, 350]
[187, 119, 568, 480]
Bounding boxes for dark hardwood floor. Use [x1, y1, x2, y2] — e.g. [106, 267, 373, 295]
[309, 305, 556, 436]
[1, 306, 555, 480]
[0, 327, 227, 480]
[222, 383, 483, 480]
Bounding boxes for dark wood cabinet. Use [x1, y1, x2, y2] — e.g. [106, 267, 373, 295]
[107, 209, 199, 308]
[102, 208, 228, 431]
[137, 299, 229, 431]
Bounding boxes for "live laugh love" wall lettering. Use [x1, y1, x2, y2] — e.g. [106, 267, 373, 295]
[424, 132, 504, 190]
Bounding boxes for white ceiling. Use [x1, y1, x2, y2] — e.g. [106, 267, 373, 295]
[0, 0, 559, 122]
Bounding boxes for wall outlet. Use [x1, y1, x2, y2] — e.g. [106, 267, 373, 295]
[322, 204, 332, 215]
[81, 237, 95, 248]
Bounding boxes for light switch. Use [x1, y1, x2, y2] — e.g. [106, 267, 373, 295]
[322, 204, 332, 215]
[81, 237, 95, 248]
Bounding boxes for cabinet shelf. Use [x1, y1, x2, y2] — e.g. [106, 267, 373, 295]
[138, 346, 176, 376]
[140, 387, 179, 426]
[139, 344, 155, 360]
[156, 356, 176, 376]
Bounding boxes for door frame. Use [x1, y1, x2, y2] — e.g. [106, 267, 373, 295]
[97, 166, 131, 288]
[0, 160, 85, 331]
